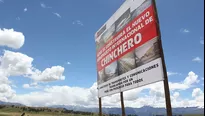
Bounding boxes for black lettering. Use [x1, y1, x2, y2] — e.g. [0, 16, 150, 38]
[129, 78, 133, 81]
[123, 80, 128, 83]
[133, 78, 143, 84]
[125, 82, 132, 86]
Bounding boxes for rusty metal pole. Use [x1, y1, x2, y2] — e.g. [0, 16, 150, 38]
[99, 98, 102, 116]
[120, 92, 126, 116]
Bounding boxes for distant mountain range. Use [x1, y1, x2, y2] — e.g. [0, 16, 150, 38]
[0, 101, 25, 106]
[51, 105, 204, 115]
[0, 101, 204, 115]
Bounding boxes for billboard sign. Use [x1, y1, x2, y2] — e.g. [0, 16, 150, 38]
[95, 0, 165, 97]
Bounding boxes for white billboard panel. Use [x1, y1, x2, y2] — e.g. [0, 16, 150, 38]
[95, 0, 164, 97]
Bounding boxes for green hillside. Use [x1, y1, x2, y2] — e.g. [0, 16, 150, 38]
[0, 105, 99, 116]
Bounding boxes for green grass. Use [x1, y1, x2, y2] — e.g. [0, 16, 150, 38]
[0, 112, 98, 116]
[0, 112, 96, 116]
[0, 105, 99, 116]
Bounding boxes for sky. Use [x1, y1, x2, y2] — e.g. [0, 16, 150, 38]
[0, 0, 204, 108]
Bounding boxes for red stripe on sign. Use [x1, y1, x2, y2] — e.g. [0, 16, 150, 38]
[97, 5, 158, 71]
[96, 4, 155, 56]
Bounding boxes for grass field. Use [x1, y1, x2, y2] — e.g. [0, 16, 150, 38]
[0, 111, 99, 116]
[0, 112, 95, 116]
[0, 105, 99, 116]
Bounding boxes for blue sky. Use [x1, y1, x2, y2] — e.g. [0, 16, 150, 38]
[0, 0, 204, 108]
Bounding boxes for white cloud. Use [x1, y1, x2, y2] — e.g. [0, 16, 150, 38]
[102, 94, 121, 107]
[192, 57, 202, 63]
[0, 50, 65, 102]
[0, 24, 66, 102]
[184, 71, 200, 86]
[180, 28, 190, 33]
[169, 91, 203, 108]
[123, 81, 203, 108]
[73, 20, 84, 26]
[148, 82, 164, 101]
[0, 68, 15, 102]
[123, 88, 142, 101]
[0, 51, 31, 101]
[168, 71, 199, 91]
[192, 88, 204, 107]
[169, 82, 189, 90]
[11, 83, 96, 107]
[173, 92, 180, 99]
[67, 62, 71, 65]
[0, 28, 25, 49]
[10, 75, 204, 108]
[23, 84, 30, 89]
[40, 3, 46, 8]
[10, 72, 200, 108]
[30, 82, 38, 86]
[200, 40, 204, 45]
[0, 50, 33, 76]
[170, 92, 181, 107]
[22, 82, 40, 89]
[0, 50, 65, 83]
[0, 76, 9, 85]
[200, 37, 204, 45]
[40, 3, 52, 9]
[31, 66, 65, 82]
[24, 8, 28, 12]
[0, 84, 11, 93]
[53, 12, 61, 18]
[192, 88, 203, 98]
[167, 71, 180, 76]
[0, 83, 16, 102]
[16, 17, 20, 21]
[0, 69, 9, 84]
